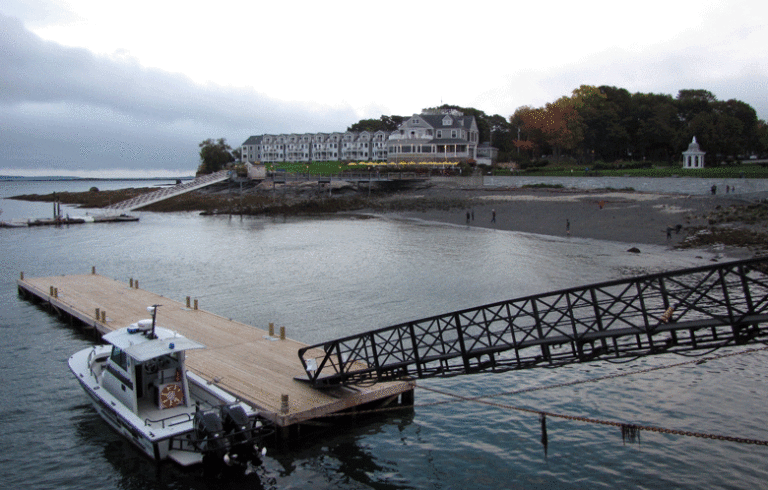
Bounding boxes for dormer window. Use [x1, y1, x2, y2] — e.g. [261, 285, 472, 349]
[442, 116, 452, 126]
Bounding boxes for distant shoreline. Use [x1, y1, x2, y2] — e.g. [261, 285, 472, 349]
[8, 179, 768, 257]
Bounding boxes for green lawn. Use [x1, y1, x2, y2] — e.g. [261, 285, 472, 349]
[497, 165, 768, 179]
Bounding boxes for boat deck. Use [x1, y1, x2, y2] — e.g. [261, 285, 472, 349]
[18, 272, 414, 427]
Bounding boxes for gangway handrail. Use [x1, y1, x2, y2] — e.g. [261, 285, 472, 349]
[105, 170, 229, 211]
[298, 257, 768, 387]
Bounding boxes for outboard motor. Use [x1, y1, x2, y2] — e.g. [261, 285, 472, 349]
[193, 409, 227, 469]
[221, 404, 260, 465]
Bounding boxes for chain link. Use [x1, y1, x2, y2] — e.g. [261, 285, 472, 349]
[320, 346, 768, 446]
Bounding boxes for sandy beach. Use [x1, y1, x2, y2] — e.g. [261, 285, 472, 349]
[367, 183, 766, 254]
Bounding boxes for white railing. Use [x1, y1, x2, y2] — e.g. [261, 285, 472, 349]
[105, 170, 230, 211]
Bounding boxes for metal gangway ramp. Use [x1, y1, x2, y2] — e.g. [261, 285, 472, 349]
[298, 257, 768, 387]
[105, 170, 229, 212]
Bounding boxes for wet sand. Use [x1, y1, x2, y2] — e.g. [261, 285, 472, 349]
[375, 184, 749, 249]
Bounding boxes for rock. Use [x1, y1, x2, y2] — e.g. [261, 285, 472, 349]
[627, 247, 641, 254]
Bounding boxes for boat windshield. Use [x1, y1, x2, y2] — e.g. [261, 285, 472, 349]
[110, 346, 129, 371]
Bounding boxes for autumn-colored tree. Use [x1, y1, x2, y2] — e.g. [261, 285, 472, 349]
[512, 95, 584, 161]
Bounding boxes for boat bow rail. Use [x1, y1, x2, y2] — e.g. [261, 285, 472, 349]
[298, 257, 768, 387]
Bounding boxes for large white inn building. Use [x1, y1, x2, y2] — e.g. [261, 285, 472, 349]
[240, 111, 480, 164]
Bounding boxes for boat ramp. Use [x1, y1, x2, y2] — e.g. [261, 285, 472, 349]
[16, 270, 414, 433]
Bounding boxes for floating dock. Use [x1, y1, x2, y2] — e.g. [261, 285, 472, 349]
[17, 270, 414, 429]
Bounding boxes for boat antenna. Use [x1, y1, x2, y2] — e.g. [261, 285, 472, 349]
[148, 304, 161, 339]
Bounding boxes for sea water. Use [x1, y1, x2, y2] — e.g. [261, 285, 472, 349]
[1, 179, 767, 489]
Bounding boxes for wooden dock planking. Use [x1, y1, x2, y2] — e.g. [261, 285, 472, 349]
[17, 273, 414, 427]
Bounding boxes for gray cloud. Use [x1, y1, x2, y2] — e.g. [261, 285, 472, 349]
[0, 13, 358, 175]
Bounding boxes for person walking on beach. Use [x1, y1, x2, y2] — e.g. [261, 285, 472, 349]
[466, 210, 470, 224]
[566, 219, 570, 236]
[491, 209, 496, 223]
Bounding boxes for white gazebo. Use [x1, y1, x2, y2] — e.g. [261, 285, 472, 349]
[682, 136, 705, 169]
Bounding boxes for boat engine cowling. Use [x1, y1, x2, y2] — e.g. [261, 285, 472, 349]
[221, 404, 260, 465]
[193, 409, 227, 467]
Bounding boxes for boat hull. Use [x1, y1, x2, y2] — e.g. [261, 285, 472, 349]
[75, 374, 168, 460]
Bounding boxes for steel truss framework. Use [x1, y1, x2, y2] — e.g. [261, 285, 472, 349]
[298, 257, 768, 387]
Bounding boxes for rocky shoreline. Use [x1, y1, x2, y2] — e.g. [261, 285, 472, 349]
[11, 178, 768, 257]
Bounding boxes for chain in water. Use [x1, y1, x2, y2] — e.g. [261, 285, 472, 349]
[326, 346, 768, 445]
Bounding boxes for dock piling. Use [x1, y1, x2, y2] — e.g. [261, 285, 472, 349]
[280, 326, 286, 340]
[269, 322, 274, 337]
[194, 299, 198, 310]
[281, 394, 289, 413]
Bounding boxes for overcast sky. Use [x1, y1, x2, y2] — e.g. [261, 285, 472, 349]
[1, 0, 766, 177]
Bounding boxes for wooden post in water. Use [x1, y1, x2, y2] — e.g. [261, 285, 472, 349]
[280, 326, 286, 340]
[269, 322, 274, 337]
[401, 389, 415, 406]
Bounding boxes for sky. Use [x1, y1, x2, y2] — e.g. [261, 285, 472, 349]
[1, 0, 766, 178]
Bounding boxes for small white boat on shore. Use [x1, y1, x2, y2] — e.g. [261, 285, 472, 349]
[69, 306, 270, 469]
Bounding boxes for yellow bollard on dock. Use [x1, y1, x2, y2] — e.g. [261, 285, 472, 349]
[95, 308, 100, 320]
[280, 326, 286, 340]
[193, 299, 198, 310]
[186, 296, 191, 308]
[269, 322, 274, 337]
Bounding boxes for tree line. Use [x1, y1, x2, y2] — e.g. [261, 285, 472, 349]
[510, 86, 766, 165]
[348, 87, 768, 166]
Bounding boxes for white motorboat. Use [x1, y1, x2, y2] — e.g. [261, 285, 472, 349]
[69, 306, 270, 469]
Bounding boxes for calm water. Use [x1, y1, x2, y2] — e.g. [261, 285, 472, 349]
[2, 179, 768, 489]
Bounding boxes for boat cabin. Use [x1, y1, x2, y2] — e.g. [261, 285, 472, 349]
[100, 317, 204, 415]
